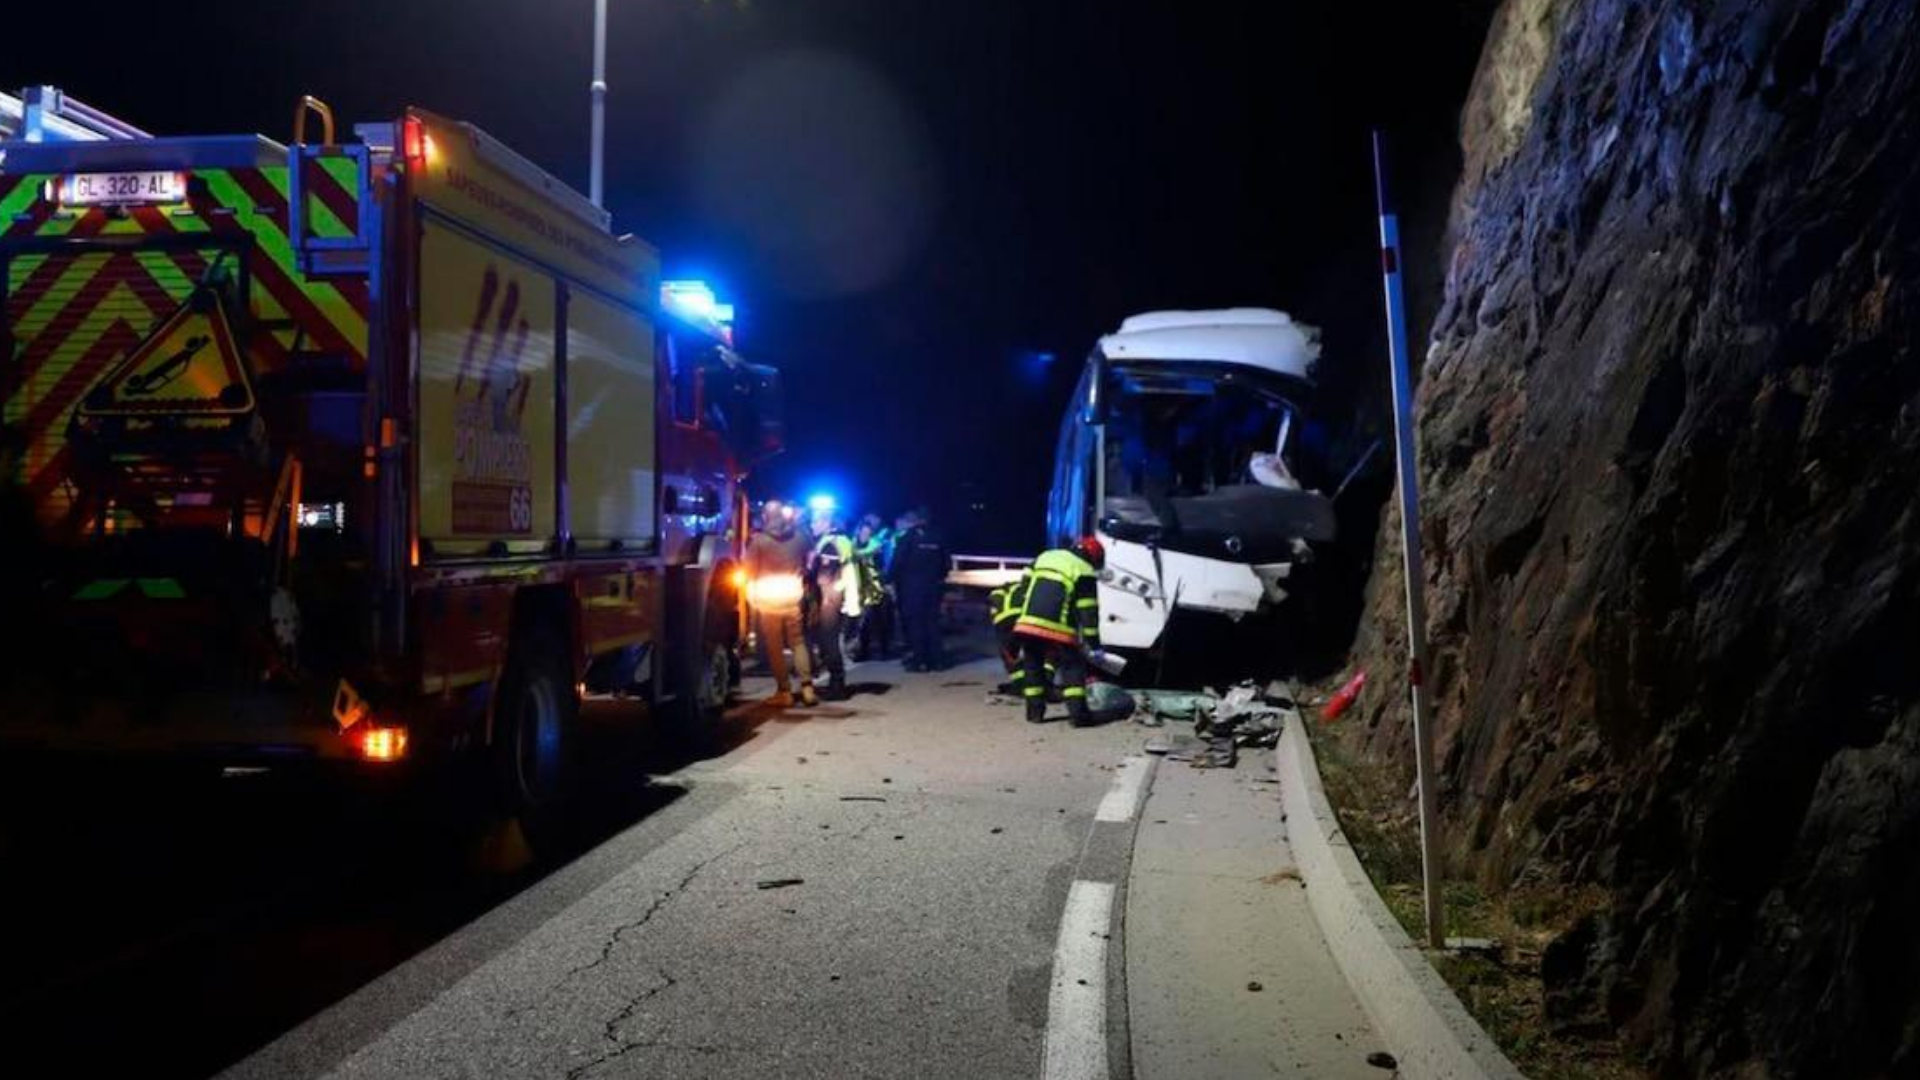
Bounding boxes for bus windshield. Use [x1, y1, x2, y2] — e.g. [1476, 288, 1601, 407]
[1101, 364, 1303, 503]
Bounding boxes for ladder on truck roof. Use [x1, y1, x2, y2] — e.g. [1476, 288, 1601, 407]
[285, 96, 374, 276]
[0, 85, 151, 142]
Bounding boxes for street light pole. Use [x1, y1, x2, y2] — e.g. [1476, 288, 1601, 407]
[589, 0, 608, 208]
[1372, 130, 1446, 950]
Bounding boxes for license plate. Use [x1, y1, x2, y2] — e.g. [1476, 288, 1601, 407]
[57, 170, 187, 206]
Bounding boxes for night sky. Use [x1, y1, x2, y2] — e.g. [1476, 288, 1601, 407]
[2, 0, 1491, 550]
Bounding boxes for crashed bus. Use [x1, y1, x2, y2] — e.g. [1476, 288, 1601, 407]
[1047, 308, 1336, 670]
[0, 94, 781, 827]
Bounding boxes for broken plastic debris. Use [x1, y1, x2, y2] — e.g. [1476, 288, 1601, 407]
[1366, 1051, 1398, 1070]
[757, 878, 805, 890]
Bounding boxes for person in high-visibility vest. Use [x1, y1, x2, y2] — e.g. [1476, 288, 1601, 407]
[808, 510, 863, 700]
[1011, 536, 1105, 725]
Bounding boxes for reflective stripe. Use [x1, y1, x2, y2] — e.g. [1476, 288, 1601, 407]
[1061, 685, 1087, 699]
[1015, 622, 1077, 645]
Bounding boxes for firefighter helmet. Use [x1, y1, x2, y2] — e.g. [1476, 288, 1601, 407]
[1074, 535, 1106, 569]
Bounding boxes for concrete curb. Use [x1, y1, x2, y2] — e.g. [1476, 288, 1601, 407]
[1277, 720, 1526, 1080]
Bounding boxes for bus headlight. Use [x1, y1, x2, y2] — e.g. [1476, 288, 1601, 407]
[1101, 567, 1160, 601]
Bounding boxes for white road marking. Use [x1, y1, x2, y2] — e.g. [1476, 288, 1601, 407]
[1043, 880, 1115, 1080]
[1094, 755, 1150, 823]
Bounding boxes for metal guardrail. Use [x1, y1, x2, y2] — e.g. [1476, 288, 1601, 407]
[945, 553, 1032, 590]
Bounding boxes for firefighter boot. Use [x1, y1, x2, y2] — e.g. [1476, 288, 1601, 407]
[1025, 696, 1047, 724]
[1066, 696, 1094, 728]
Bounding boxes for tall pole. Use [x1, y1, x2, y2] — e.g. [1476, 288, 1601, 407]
[1372, 130, 1446, 950]
[589, 0, 608, 208]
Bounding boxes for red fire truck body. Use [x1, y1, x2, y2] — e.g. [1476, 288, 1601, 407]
[0, 101, 779, 813]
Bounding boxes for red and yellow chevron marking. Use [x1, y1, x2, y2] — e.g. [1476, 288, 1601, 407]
[2, 166, 371, 526]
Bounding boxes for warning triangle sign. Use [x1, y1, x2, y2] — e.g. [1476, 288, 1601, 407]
[82, 294, 253, 417]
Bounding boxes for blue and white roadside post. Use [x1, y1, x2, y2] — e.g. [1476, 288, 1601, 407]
[1372, 131, 1446, 950]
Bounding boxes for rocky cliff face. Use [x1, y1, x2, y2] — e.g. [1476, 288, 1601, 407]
[1343, 0, 1920, 1074]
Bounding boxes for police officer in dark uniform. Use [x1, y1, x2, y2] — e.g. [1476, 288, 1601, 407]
[889, 507, 949, 671]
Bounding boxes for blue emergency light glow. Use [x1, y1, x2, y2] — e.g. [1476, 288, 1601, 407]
[806, 493, 838, 514]
[662, 280, 730, 323]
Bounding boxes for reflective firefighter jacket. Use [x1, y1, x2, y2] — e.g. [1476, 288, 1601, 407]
[1013, 549, 1100, 647]
[990, 572, 1033, 632]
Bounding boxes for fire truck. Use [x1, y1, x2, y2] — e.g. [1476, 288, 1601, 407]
[0, 91, 781, 824]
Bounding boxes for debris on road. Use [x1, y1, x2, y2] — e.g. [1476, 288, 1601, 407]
[1134, 681, 1299, 769]
[1366, 1050, 1398, 1070]
[1247, 980, 1264, 992]
[756, 878, 806, 890]
[839, 795, 888, 802]
[1143, 731, 1202, 756]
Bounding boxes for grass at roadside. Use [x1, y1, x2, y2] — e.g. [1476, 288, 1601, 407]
[1305, 723, 1642, 1080]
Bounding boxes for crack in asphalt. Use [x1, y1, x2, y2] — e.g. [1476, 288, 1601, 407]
[562, 968, 714, 1080]
[500, 841, 747, 1023]
[567, 843, 743, 980]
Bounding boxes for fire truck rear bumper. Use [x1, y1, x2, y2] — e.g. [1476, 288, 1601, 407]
[0, 687, 392, 766]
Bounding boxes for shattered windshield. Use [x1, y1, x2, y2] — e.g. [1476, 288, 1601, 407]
[1101, 364, 1303, 503]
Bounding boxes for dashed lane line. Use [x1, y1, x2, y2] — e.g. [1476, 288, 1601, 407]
[1094, 756, 1150, 823]
[1041, 753, 1160, 1080]
[1043, 880, 1116, 1080]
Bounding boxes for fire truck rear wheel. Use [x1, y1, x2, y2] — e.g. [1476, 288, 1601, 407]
[694, 640, 732, 715]
[494, 632, 576, 826]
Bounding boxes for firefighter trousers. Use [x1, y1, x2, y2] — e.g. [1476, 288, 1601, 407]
[758, 608, 813, 693]
[1019, 639, 1088, 720]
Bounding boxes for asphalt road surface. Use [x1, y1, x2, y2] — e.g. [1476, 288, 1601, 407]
[0, 636, 1166, 1079]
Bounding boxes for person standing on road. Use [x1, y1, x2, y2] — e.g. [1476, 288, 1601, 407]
[808, 510, 862, 700]
[852, 514, 896, 661]
[1011, 536, 1104, 725]
[890, 507, 950, 672]
[745, 500, 817, 708]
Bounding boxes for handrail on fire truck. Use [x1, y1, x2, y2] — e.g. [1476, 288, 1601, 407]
[1, 85, 151, 143]
[286, 94, 373, 275]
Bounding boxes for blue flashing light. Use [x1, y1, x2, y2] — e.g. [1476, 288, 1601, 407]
[806, 493, 838, 514]
[662, 280, 720, 320]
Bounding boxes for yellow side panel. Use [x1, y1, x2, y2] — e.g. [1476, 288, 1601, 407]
[418, 220, 557, 556]
[567, 293, 658, 549]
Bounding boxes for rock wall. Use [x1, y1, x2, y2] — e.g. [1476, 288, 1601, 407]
[1342, 0, 1920, 1074]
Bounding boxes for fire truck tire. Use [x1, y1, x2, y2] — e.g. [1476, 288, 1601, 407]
[669, 637, 732, 736]
[493, 631, 577, 829]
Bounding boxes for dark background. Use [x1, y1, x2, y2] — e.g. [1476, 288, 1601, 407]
[2, 0, 1493, 551]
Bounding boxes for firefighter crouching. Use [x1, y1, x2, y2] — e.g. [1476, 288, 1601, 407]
[989, 575, 1027, 696]
[1011, 536, 1105, 726]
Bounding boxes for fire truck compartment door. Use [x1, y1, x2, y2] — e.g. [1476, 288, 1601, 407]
[566, 291, 657, 550]
[417, 220, 558, 556]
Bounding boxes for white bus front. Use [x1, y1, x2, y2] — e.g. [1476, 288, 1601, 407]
[1046, 310, 1337, 654]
